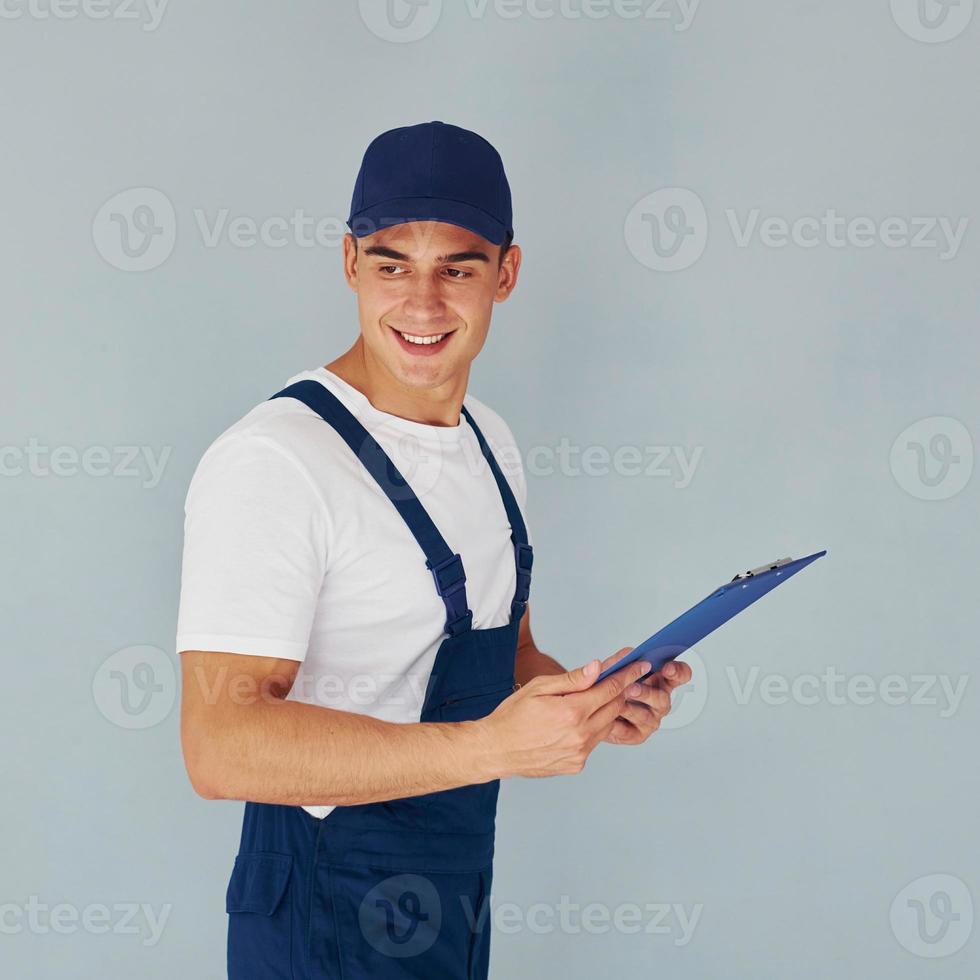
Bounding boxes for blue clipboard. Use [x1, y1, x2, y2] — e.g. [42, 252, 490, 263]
[595, 550, 827, 684]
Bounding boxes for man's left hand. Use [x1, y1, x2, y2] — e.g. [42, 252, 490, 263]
[600, 650, 693, 745]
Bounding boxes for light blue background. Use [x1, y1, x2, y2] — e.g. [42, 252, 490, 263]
[2, 1, 977, 976]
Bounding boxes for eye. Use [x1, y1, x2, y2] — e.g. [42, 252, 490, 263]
[444, 267, 472, 279]
[378, 264, 407, 275]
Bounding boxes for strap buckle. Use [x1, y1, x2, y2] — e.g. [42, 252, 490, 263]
[510, 542, 533, 621]
[427, 552, 466, 596]
[513, 542, 533, 604]
[426, 553, 472, 637]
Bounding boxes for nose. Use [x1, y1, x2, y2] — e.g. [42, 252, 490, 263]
[400, 273, 448, 323]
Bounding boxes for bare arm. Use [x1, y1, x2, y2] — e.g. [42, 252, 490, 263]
[179, 642, 651, 807]
[179, 650, 499, 806]
[514, 602, 566, 685]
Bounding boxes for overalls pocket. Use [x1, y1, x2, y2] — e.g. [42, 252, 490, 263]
[226, 851, 295, 979]
[432, 682, 518, 722]
[318, 861, 493, 980]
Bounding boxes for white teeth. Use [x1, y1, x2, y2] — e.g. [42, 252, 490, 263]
[398, 331, 446, 345]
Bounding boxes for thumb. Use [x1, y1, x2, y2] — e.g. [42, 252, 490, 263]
[540, 658, 600, 694]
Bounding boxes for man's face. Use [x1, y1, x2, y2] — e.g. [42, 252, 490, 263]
[343, 220, 520, 391]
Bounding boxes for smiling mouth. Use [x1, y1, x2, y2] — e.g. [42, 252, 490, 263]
[392, 328, 453, 344]
[387, 324, 457, 354]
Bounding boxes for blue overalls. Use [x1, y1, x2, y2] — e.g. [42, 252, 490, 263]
[225, 380, 534, 980]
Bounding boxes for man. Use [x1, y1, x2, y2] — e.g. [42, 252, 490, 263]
[176, 120, 692, 980]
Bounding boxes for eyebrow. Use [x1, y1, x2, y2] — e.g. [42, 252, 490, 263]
[362, 245, 491, 264]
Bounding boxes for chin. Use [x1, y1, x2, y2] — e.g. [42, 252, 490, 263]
[396, 361, 452, 389]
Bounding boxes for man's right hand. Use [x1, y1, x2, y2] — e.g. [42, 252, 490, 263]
[475, 652, 652, 779]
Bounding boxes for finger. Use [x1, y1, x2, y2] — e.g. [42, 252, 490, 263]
[598, 647, 658, 686]
[597, 647, 634, 672]
[579, 660, 653, 716]
[651, 660, 693, 691]
[623, 681, 671, 718]
[585, 670, 651, 733]
[603, 716, 645, 745]
[616, 699, 662, 734]
[534, 658, 602, 696]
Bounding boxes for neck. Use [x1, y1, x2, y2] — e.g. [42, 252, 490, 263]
[325, 337, 468, 427]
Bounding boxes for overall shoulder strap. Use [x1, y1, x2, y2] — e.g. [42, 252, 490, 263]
[460, 405, 534, 622]
[270, 380, 473, 637]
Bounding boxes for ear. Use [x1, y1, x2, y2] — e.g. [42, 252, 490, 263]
[342, 233, 359, 293]
[494, 243, 522, 302]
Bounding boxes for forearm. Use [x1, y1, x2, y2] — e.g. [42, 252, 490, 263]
[515, 642, 565, 686]
[185, 697, 501, 807]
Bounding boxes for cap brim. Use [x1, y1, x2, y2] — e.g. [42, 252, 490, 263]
[347, 197, 510, 246]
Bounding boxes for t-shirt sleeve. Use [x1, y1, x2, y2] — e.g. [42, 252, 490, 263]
[175, 431, 330, 660]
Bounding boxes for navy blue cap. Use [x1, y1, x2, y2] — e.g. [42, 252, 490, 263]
[347, 120, 513, 246]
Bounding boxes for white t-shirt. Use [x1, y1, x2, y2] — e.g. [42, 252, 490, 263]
[175, 366, 531, 819]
